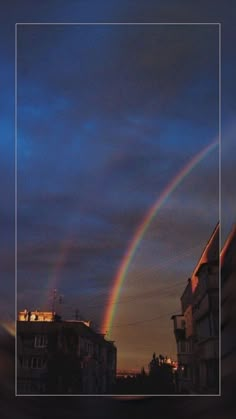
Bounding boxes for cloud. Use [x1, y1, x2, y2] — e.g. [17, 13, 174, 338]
[17, 24, 219, 127]
[0, 15, 226, 372]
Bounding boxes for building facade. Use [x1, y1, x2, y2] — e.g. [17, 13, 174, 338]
[172, 223, 219, 394]
[221, 225, 236, 383]
[17, 314, 116, 395]
[171, 313, 193, 392]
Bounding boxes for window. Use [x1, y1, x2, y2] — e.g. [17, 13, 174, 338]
[84, 341, 93, 356]
[31, 357, 45, 369]
[34, 335, 48, 348]
[22, 357, 45, 369]
[20, 381, 32, 393]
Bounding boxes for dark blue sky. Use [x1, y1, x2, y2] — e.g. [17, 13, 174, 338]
[0, 1, 235, 370]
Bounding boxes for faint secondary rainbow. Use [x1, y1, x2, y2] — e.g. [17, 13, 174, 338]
[41, 237, 74, 310]
[102, 140, 218, 336]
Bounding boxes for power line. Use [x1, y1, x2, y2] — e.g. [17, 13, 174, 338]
[85, 280, 186, 309]
[61, 242, 201, 310]
[112, 310, 179, 327]
[56, 242, 201, 324]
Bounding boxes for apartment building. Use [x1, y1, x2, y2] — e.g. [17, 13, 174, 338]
[172, 223, 219, 393]
[17, 313, 116, 394]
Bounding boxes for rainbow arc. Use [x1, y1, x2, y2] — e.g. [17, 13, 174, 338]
[102, 140, 218, 337]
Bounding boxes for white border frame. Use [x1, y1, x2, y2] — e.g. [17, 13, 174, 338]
[15, 22, 221, 397]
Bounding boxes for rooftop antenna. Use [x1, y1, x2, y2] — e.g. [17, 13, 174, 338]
[50, 289, 64, 318]
[51, 289, 57, 315]
[75, 308, 80, 320]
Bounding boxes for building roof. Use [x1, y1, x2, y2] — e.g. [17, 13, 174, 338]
[179, 223, 219, 302]
[190, 222, 219, 293]
[220, 224, 236, 284]
[220, 224, 236, 266]
[17, 319, 116, 348]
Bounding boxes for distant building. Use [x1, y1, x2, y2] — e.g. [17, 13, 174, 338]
[17, 313, 116, 394]
[116, 370, 138, 379]
[172, 223, 219, 394]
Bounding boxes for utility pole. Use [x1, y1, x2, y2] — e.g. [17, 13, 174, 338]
[51, 289, 57, 318]
[51, 289, 63, 316]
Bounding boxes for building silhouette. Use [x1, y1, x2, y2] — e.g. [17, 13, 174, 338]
[17, 312, 116, 394]
[172, 223, 219, 393]
[221, 224, 236, 380]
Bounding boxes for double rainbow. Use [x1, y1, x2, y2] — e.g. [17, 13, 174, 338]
[102, 140, 218, 336]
